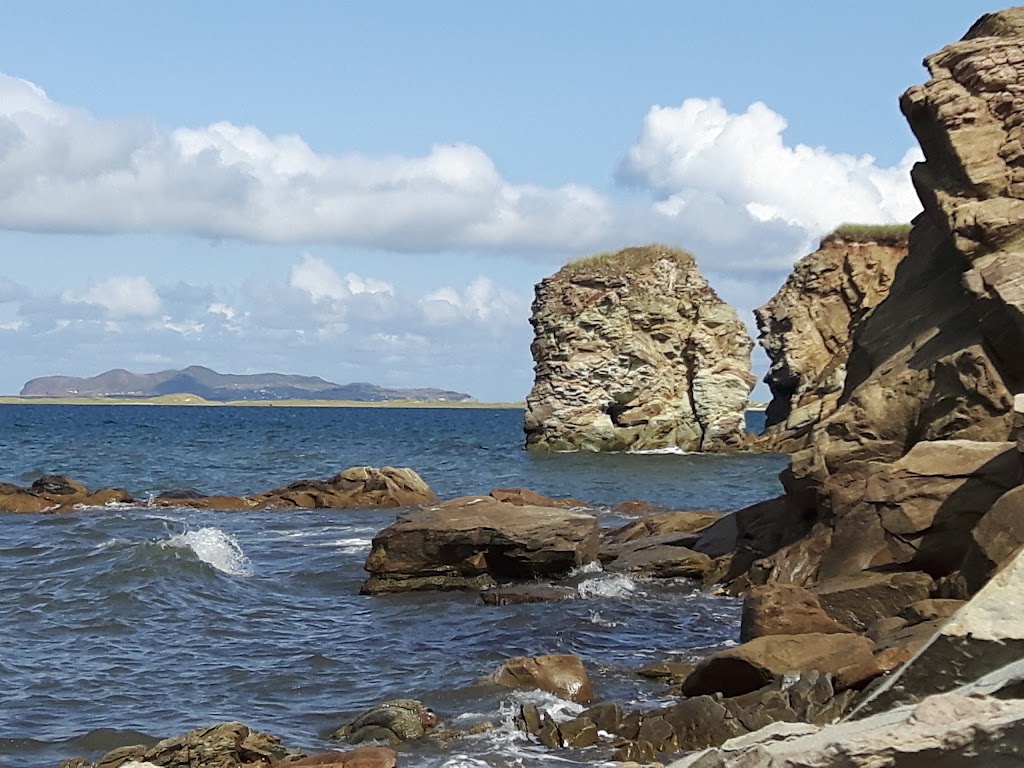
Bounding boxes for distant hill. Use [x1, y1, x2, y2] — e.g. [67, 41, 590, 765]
[19, 366, 474, 403]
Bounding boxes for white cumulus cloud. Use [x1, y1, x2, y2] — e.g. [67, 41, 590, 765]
[618, 98, 921, 241]
[61, 276, 163, 318]
[0, 73, 611, 252]
[419, 276, 528, 327]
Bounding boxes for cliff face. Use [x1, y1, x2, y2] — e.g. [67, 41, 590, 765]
[728, 9, 1024, 590]
[524, 244, 755, 452]
[755, 233, 908, 452]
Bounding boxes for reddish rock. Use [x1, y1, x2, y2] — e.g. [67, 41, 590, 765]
[287, 748, 397, 768]
[681, 633, 876, 698]
[812, 571, 934, 632]
[740, 583, 852, 642]
[489, 654, 594, 703]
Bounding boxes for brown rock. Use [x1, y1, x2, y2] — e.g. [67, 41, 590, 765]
[97, 721, 292, 768]
[286, 748, 397, 768]
[899, 598, 966, 625]
[834, 645, 917, 692]
[681, 633, 876, 698]
[604, 543, 711, 579]
[635, 661, 696, 684]
[524, 244, 754, 453]
[479, 584, 577, 605]
[739, 583, 852, 642]
[489, 487, 587, 508]
[489, 654, 594, 703]
[259, 466, 437, 509]
[961, 484, 1024, 593]
[603, 509, 722, 545]
[360, 496, 599, 594]
[812, 571, 934, 632]
[756, 231, 908, 452]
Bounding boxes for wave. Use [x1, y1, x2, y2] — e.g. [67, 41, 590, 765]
[163, 528, 254, 577]
[576, 573, 637, 600]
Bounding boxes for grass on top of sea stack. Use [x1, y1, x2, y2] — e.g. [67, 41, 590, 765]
[827, 223, 912, 246]
[558, 244, 698, 279]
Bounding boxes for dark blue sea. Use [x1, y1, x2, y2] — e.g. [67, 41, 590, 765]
[0, 405, 786, 768]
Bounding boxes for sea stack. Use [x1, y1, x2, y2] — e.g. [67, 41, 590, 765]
[754, 225, 909, 452]
[524, 244, 755, 452]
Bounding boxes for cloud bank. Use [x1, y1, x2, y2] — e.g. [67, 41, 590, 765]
[0, 75, 920, 270]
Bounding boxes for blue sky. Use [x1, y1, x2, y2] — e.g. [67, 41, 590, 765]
[0, 1, 1001, 400]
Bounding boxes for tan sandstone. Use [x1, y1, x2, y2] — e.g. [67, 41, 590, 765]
[524, 244, 754, 452]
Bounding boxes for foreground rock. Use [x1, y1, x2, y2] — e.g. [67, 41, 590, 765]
[0, 475, 132, 513]
[489, 654, 594, 703]
[667, 658, 1024, 767]
[755, 227, 908, 452]
[0, 467, 437, 513]
[360, 495, 599, 594]
[331, 699, 440, 744]
[524, 244, 755, 452]
[62, 721, 297, 767]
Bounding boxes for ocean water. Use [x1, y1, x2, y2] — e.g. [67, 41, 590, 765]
[0, 405, 786, 767]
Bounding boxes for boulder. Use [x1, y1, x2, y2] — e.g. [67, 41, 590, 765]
[899, 598, 965, 624]
[681, 633, 876, 698]
[739, 583, 852, 642]
[811, 571, 934, 632]
[331, 700, 439, 744]
[360, 496, 599, 594]
[603, 510, 722, 546]
[286, 749, 397, 768]
[667, 656, 1024, 768]
[855, 546, 1024, 717]
[489, 487, 588, 508]
[91, 722, 293, 768]
[0, 475, 134, 513]
[604, 542, 711, 579]
[755, 229, 908, 452]
[256, 466, 437, 509]
[961, 484, 1024, 593]
[524, 244, 755, 452]
[489, 653, 594, 703]
[479, 584, 577, 605]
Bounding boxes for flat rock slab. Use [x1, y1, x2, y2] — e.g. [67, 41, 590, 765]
[360, 496, 599, 594]
[681, 633, 876, 698]
[812, 571, 934, 632]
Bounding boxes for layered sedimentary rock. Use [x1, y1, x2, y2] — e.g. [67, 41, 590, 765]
[360, 495, 600, 594]
[524, 245, 755, 452]
[717, 9, 1024, 594]
[755, 231, 908, 451]
[0, 467, 436, 513]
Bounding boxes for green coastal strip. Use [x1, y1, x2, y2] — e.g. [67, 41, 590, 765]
[0, 394, 525, 409]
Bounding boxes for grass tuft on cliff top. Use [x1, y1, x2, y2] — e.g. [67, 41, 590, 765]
[559, 244, 697, 278]
[827, 223, 912, 246]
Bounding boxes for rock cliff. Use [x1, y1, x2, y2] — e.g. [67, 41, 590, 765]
[524, 244, 755, 452]
[755, 228, 908, 452]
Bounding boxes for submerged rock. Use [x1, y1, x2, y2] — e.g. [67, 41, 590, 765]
[331, 699, 440, 745]
[524, 244, 754, 453]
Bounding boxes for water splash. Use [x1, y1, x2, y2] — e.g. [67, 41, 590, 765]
[576, 574, 637, 600]
[165, 528, 254, 577]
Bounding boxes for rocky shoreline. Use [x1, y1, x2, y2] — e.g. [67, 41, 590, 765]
[15, 6, 1024, 767]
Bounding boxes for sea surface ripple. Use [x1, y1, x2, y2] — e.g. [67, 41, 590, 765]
[0, 405, 786, 767]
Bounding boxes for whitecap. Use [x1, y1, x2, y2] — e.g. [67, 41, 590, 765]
[588, 610, 622, 628]
[576, 573, 637, 599]
[568, 560, 603, 577]
[627, 446, 696, 455]
[315, 537, 373, 554]
[166, 527, 254, 577]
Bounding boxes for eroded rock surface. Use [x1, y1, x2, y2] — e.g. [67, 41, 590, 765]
[525, 244, 754, 452]
[755, 232, 908, 452]
[360, 495, 599, 594]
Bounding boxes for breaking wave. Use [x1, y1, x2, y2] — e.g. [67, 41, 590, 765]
[164, 527, 254, 577]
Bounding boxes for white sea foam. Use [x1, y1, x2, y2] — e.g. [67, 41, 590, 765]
[577, 573, 637, 599]
[627, 446, 696, 455]
[166, 527, 254, 577]
[568, 560, 603, 577]
[588, 610, 622, 628]
[316, 537, 373, 554]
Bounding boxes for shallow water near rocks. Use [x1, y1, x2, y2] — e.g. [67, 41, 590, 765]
[0, 405, 785, 767]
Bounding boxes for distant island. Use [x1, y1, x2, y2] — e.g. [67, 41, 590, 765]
[19, 366, 474, 403]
